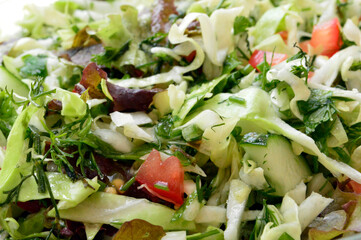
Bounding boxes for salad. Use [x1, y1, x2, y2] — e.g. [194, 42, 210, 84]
[0, 0, 361, 239]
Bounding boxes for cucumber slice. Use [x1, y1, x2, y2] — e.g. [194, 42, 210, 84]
[241, 133, 311, 196]
[0, 66, 28, 97]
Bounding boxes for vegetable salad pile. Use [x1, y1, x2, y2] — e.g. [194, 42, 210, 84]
[0, 0, 361, 239]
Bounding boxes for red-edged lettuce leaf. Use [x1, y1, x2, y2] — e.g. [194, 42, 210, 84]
[65, 44, 105, 67]
[151, 0, 178, 34]
[76, 63, 159, 112]
[112, 219, 165, 240]
[77, 62, 107, 98]
[106, 82, 159, 112]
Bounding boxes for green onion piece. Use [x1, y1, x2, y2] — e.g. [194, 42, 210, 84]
[120, 176, 136, 191]
[228, 96, 246, 105]
[154, 181, 169, 191]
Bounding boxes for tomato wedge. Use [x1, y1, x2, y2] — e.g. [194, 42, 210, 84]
[347, 180, 361, 194]
[136, 149, 184, 206]
[249, 50, 287, 70]
[277, 31, 288, 43]
[309, 18, 342, 58]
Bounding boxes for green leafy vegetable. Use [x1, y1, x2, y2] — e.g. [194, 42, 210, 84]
[0, 91, 18, 138]
[233, 16, 253, 35]
[187, 227, 223, 240]
[172, 191, 198, 222]
[349, 61, 361, 71]
[91, 41, 131, 68]
[19, 55, 48, 79]
[297, 89, 337, 134]
[222, 51, 242, 74]
[278, 232, 295, 240]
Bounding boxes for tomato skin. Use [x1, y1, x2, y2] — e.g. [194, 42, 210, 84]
[347, 180, 361, 194]
[309, 18, 342, 58]
[248, 50, 287, 70]
[277, 31, 288, 43]
[184, 50, 196, 63]
[136, 149, 184, 206]
[299, 40, 310, 53]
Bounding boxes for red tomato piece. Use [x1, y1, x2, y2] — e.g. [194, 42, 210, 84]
[184, 50, 196, 63]
[310, 18, 342, 58]
[277, 31, 288, 43]
[136, 149, 184, 206]
[347, 180, 361, 194]
[249, 50, 287, 71]
[299, 40, 311, 53]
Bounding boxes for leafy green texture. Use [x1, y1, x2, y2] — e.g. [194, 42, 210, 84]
[0, 206, 49, 239]
[155, 115, 181, 139]
[19, 173, 99, 210]
[297, 89, 337, 134]
[345, 122, 361, 151]
[182, 124, 203, 142]
[332, 147, 351, 164]
[96, 14, 132, 49]
[172, 191, 198, 222]
[187, 227, 224, 240]
[0, 104, 38, 204]
[250, 201, 282, 240]
[278, 232, 295, 240]
[0, 91, 18, 138]
[174, 75, 227, 126]
[349, 61, 361, 71]
[19, 55, 48, 79]
[112, 219, 165, 240]
[49, 192, 195, 231]
[53, 88, 87, 118]
[250, 7, 287, 45]
[233, 16, 253, 35]
[91, 41, 130, 68]
[288, 47, 315, 83]
[222, 51, 242, 74]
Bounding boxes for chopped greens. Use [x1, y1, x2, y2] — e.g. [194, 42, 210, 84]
[0, 0, 360, 239]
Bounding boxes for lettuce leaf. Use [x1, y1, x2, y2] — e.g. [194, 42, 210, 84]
[0, 104, 38, 203]
[19, 173, 99, 210]
[49, 192, 196, 231]
[184, 87, 361, 183]
[53, 88, 87, 118]
[249, 6, 289, 45]
[0, 206, 49, 239]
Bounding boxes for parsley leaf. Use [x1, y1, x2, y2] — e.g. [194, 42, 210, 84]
[91, 41, 130, 68]
[234, 16, 253, 35]
[297, 89, 337, 134]
[344, 122, 361, 152]
[287, 46, 314, 83]
[332, 147, 351, 164]
[223, 51, 242, 74]
[20, 54, 48, 79]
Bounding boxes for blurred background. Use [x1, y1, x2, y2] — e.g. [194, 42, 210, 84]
[0, 0, 56, 41]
